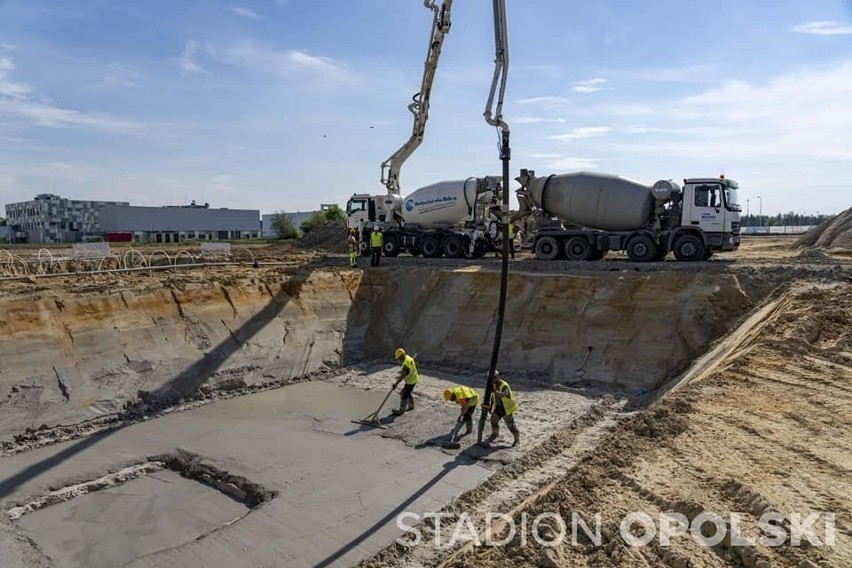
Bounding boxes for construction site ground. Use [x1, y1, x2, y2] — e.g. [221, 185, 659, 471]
[0, 236, 849, 567]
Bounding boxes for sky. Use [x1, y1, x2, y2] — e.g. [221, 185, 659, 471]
[1, 0, 851, 217]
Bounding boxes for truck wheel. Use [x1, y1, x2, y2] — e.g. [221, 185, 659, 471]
[534, 236, 561, 261]
[626, 235, 657, 262]
[421, 235, 442, 258]
[359, 241, 370, 257]
[564, 237, 592, 261]
[383, 234, 400, 257]
[672, 234, 705, 261]
[443, 235, 464, 258]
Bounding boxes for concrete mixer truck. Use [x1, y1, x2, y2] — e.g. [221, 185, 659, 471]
[517, 169, 741, 262]
[346, 176, 503, 258]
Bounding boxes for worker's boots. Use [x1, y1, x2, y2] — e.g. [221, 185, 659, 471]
[406, 397, 414, 411]
[510, 428, 520, 447]
[464, 419, 473, 436]
[487, 425, 500, 443]
[392, 398, 406, 416]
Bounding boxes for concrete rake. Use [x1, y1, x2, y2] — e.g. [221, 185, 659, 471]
[351, 380, 400, 430]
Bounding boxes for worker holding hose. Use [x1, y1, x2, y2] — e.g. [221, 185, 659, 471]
[443, 385, 480, 436]
[485, 370, 519, 447]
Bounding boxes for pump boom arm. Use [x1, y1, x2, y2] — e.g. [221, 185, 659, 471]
[380, 0, 453, 195]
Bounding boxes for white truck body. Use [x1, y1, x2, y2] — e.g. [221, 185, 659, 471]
[518, 169, 742, 262]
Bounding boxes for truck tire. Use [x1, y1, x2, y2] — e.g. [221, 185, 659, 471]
[383, 234, 400, 257]
[564, 237, 592, 261]
[626, 234, 657, 262]
[534, 236, 561, 261]
[443, 235, 465, 258]
[421, 234, 442, 258]
[672, 234, 705, 261]
[359, 241, 370, 257]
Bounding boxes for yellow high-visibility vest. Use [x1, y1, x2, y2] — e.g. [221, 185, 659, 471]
[402, 355, 418, 385]
[370, 231, 383, 247]
[452, 385, 479, 407]
[495, 379, 517, 416]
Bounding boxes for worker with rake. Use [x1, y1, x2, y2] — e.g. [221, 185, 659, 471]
[392, 347, 418, 415]
[443, 385, 480, 438]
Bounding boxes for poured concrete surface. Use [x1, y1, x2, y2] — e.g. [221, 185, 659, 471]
[17, 469, 249, 568]
[0, 381, 492, 568]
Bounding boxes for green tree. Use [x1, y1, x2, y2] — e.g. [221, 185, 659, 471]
[271, 212, 299, 239]
[300, 205, 345, 233]
[0, 217, 6, 226]
[323, 205, 345, 223]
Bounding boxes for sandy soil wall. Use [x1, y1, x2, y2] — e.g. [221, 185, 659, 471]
[0, 266, 766, 439]
[349, 269, 767, 391]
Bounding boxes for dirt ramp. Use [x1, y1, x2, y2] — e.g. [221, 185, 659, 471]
[349, 269, 768, 391]
[797, 206, 852, 250]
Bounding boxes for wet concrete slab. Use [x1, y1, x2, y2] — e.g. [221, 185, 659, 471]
[17, 469, 249, 568]
[0, 382, 493, 568]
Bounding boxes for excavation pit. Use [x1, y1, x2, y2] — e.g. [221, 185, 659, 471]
[0, 260, 784, 567]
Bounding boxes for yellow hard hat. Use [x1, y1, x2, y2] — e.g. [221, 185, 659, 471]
[443, 388, 453, 401]
[394, 347, 405, 359]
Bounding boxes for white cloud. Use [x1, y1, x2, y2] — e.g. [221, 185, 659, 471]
[207, 39, 346, 78]
[791, 21, 852, 35]
[0, 56, 33, 98]
[548, 126, 611, 141]
[0, 99, 143, 132]
[572, 78, 606, 93]
[231, 5, 264, 20]
[179, 41, 204, 74]
[610, 59, 852, 161]
[542, 157, 602, 170]
[514, 116, 567, 124]
[516, 95, 572, 106]
[0, 56, 142, 132]
[86, 63, 141, 92]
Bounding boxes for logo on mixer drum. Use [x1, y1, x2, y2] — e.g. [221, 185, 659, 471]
[405, 199, 415, 212]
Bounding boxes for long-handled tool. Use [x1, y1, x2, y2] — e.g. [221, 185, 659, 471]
[352, 378, 401, 429]
[441, 420, 463, 450]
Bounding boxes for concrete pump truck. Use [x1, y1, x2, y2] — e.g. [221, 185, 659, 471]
[345, 1, 505, 259]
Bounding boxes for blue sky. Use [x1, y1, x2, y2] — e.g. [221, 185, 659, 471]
[1, 0, 851, 216]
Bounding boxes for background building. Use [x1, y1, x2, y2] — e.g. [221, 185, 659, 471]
[99, 201, 259, 243]
[5, 195, 260, 243]
[5, 194, 129, 243]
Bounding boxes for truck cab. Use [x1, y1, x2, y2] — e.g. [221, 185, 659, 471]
[680, 177, 741, 252]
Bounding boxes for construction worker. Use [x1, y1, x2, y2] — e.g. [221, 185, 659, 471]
[347, 228, 359, 267]
[486, 371, 520, 447]
[392, 347, 418, 415]
[370, 225, 383, 267]
[443, 385, 480, 436]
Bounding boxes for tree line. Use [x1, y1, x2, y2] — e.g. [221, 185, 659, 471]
[741, 213, 832, 227]
[270, 205, 346, 239]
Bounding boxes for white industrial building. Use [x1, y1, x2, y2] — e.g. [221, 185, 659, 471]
[5, 194, 260, 244]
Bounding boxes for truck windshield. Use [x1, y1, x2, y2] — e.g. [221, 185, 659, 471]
[724, 188, 740, 211]
[347, 200, 366, 215]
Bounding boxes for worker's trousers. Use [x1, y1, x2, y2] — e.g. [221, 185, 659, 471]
[398, 383, 415, 412]
[371, 246, 381, 267]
